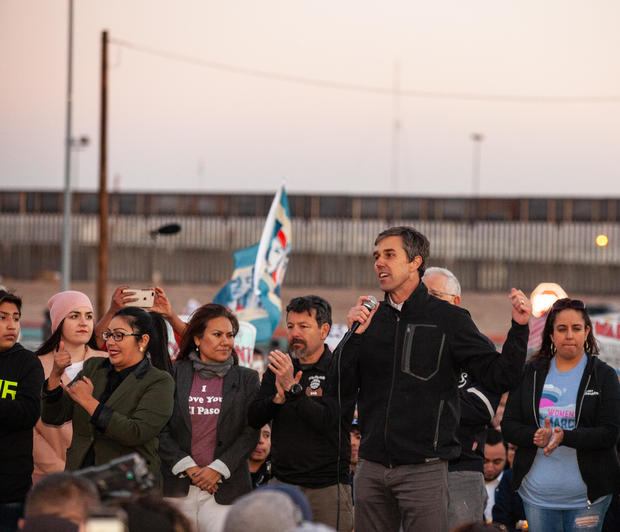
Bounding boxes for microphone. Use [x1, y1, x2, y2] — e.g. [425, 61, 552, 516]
[350, 295, 378, 333]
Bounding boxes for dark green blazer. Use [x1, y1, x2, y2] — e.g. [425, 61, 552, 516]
[41, 356, 175, 486]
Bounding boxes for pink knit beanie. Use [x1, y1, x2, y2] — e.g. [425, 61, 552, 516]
[47, 290, 94, 333]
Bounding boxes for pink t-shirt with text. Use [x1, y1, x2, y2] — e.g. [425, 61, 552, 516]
[189, 373, 223, 466]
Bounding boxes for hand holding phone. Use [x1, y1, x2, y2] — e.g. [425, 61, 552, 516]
[122, 289, 155, 308]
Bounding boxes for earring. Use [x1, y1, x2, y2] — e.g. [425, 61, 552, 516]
[195, 345, 199, 351]
[550, 343, 556, 355]
[139, 346, 144, 353]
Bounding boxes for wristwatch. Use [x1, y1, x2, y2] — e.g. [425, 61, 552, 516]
[284, 382, 303, 400]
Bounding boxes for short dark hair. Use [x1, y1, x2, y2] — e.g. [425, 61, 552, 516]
[24, 472, 99, 520]
[375, 226, 430, 276]
[0, 290, 22, 314]
[178, 303, 240, 363]
[286, 295, 332, 327]
[486, 428, 504, 447]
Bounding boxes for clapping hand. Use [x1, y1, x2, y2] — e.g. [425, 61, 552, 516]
[269, 350, 302, 404]
[544, 426, 564, 456]
[533, 418, 553, 448]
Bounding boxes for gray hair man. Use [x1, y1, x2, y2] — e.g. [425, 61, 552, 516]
[423, 267, 503, 529]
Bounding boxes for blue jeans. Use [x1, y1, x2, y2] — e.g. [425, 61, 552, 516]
[523, 495, 612, 532]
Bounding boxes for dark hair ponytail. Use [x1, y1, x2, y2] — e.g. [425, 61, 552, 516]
[114, 307, 173, 375]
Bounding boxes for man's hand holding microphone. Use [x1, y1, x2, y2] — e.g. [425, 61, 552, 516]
[346, 296, 379, 335]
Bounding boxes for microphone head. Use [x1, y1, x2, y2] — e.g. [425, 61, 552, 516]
[362, 295, 378, 311]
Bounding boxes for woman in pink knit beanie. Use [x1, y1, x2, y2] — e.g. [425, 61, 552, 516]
[32, 290, 106, 482]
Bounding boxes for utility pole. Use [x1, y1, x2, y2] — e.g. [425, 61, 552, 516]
[61, 0, 74, 291]
[97, 30, 109, 319]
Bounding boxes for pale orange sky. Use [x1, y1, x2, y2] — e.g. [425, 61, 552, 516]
[1, 0, 619, 196]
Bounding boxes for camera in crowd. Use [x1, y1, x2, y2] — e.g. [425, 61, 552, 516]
[74, 453, 155, 501]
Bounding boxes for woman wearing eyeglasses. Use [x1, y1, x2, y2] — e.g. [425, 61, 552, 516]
[159, 303, 260, 532]
[33, 291, 107, 482]
[41, 307, 175, 486]
[502, 298, 620, 532]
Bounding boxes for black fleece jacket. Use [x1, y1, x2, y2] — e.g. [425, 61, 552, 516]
[342, 282, 528, 467]
[248, 346, 356, 488]
[502, 354, 620, 502]
[0, 343, 44, 503]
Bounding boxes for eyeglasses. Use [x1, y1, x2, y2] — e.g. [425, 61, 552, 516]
[428, 289, 457, 299]
[550, 298, 586, 311]
[102, 331, 141, 342]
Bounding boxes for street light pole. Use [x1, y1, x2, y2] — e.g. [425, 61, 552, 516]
[61, 0, 74, 291]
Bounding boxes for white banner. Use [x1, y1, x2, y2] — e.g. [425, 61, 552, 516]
[592, 312, 620, 372]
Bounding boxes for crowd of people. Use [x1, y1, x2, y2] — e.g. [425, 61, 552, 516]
[1, 225, 619, 532]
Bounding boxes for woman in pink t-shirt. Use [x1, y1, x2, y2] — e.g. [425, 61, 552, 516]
[160, 303, 260, 532]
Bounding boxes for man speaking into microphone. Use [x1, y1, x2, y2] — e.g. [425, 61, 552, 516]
[343, 226, 532, 532]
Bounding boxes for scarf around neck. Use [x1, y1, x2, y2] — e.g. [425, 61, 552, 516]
[189, 351, 233, 379]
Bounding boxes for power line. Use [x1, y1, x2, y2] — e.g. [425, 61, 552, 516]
[110, 37, 620, 104]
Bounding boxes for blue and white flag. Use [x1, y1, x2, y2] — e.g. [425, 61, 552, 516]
[214, 185, 291, 342]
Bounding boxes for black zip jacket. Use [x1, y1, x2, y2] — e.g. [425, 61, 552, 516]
[501, 354, 620, 502]
[248, 345, 356, 488]
[342, 282, 528, 467]
[0, 343, 44, 503]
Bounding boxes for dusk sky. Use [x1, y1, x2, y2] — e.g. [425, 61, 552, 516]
[1, 0, 619, 197]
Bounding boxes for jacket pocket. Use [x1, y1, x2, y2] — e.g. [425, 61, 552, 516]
[401, 323, 445, 380]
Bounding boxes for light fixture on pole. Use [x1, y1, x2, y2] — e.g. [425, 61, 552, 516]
[70, 135, 90, 188]
[149, 223, 182, 284]
[470, 133, 484, 197]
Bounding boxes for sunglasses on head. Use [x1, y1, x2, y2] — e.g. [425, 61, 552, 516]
[551, 298, 586, 311]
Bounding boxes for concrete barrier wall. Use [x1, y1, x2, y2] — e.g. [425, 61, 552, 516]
[1, 214, 618, 293]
